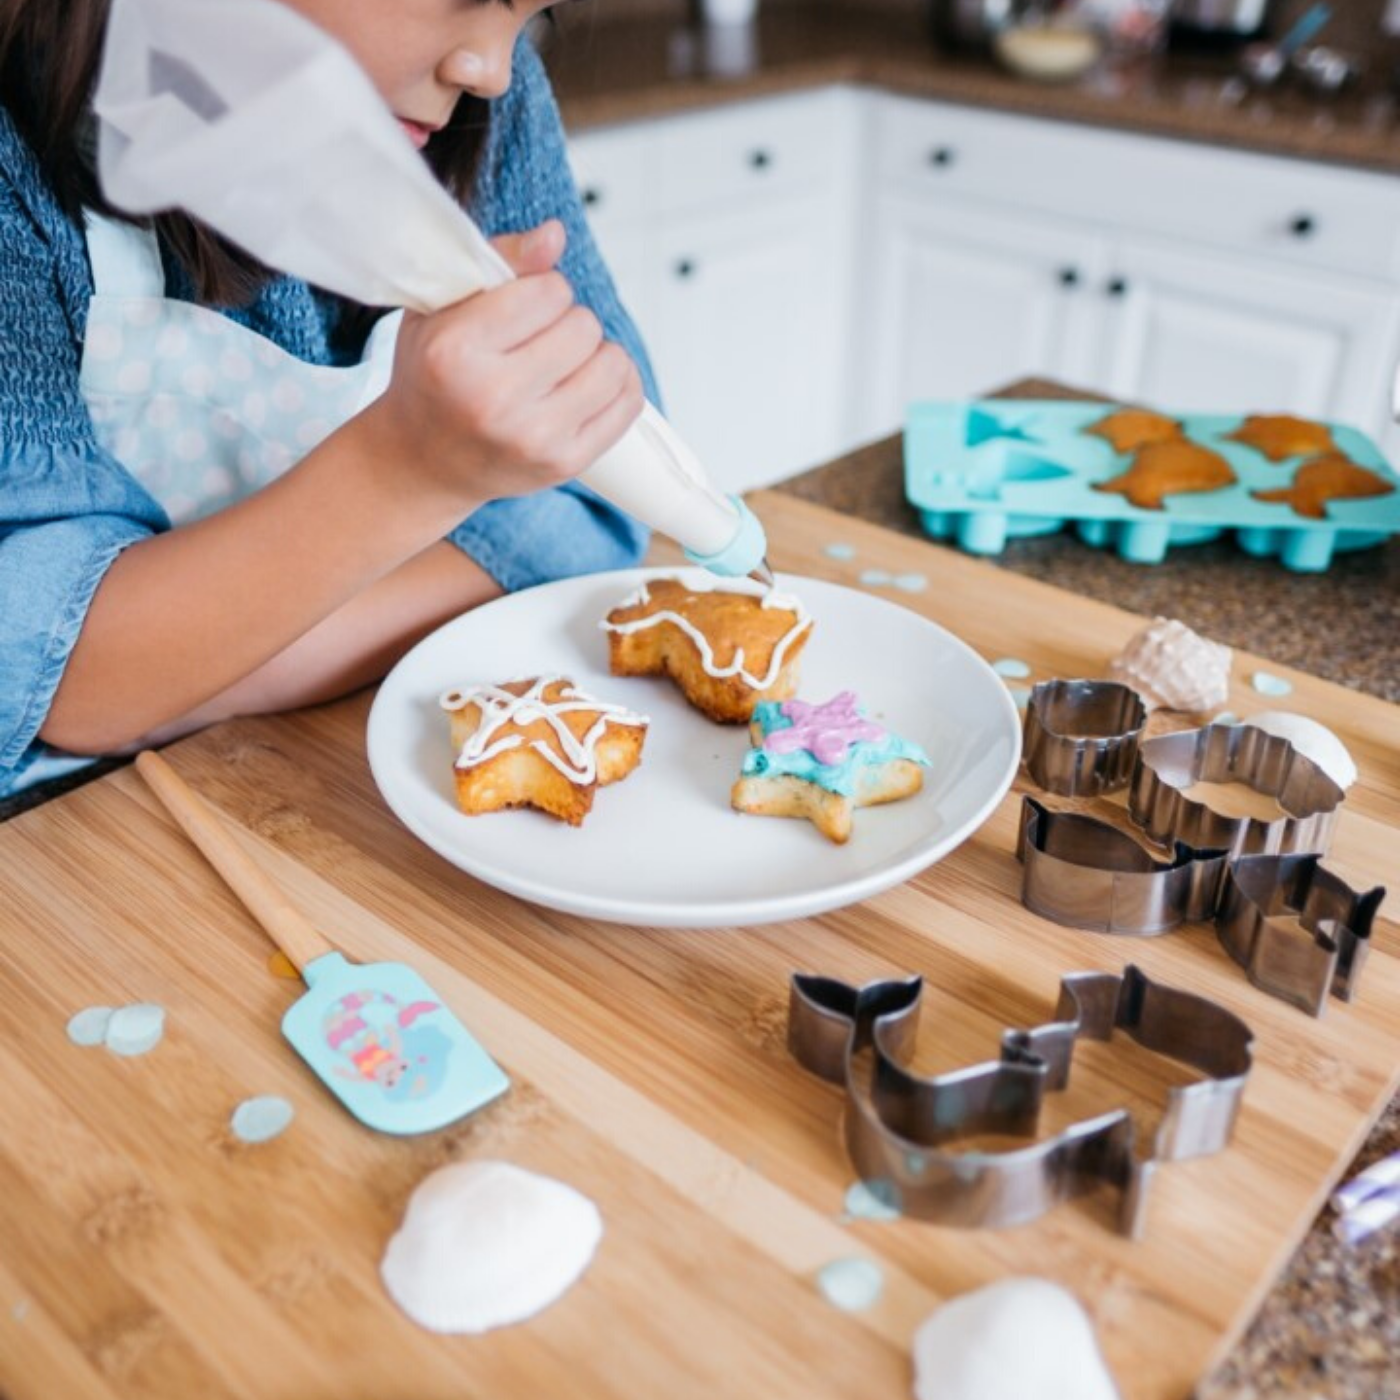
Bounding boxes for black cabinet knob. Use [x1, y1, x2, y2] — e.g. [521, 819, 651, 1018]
[1290, 214, 1318, 238]
[1059, 267, 1081, 289]
[581, 186, 602, 208]
[674, 258, 697, 280]
[748, 148, 773, 170]
[928, 146, 957, 168]
[1106, 277, 1129, 298]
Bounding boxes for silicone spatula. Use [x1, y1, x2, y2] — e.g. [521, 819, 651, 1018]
[135, 750, 509, 1134]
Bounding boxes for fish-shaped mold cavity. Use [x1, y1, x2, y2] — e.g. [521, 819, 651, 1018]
[1252, 455, 1396, 521]
[1093, 440, 1237, 511]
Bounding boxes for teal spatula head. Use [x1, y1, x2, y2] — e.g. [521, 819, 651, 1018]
[283, 952, 509, 1135]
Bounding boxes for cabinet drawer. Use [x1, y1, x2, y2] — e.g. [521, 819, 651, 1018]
[568, 124, 656, 230]
[873, 93, 1400, 281]
[654, 90, 848, 217]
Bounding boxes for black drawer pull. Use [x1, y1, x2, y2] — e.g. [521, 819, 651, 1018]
[1106, 277, 1130, 298]
[928, 146, 957, 168]
[1059, 267, 1081, 289]
[674, 259, 697, 280]
[1290, 214, 1318, 238]
[748, 148, 773, 171]
[581, 186, 602, 208]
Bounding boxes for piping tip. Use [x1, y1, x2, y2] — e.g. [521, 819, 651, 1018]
[747, 559, 777, 590]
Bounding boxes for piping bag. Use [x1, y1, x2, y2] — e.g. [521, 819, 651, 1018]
[92, 0, 773, 584]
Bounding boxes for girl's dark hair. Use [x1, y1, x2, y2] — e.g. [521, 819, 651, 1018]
[0, 0, 494, 306]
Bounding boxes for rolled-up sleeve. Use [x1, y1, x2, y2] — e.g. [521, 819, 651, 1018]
[0, 157, 166, 792]
[451, 35, 655, 590]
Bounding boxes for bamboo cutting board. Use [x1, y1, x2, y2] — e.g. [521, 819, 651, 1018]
[1, 490, 1397, 1400]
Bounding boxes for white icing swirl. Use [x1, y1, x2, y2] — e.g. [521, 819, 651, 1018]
[599, 577, 812, 691]
[439, 676, 649, 786]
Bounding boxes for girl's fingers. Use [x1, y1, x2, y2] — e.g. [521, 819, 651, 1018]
[508, 304, 605, 398]
[450, 271, 574, 353]
[547, 346, 644, 469]
[489, 221, 567, 278]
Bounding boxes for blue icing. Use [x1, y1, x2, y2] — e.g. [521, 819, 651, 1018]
[742, 700, 931, 797]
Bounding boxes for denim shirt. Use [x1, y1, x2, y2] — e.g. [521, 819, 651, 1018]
[0, 38, 656, 796]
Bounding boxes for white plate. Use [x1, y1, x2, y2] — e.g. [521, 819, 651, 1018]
[367, 568, 1021, 927]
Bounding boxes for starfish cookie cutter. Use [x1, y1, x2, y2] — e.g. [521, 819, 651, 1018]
[1022, 679, 1147, 797]
[788, 964, 1253, 1238]
[1216, 854, 1385, 1017]
[1129, 723, 1344, 859]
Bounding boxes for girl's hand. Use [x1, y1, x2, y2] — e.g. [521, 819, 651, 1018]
[364, 219, 644, 509]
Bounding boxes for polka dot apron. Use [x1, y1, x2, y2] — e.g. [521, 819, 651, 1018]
[78, 213, 403, 525]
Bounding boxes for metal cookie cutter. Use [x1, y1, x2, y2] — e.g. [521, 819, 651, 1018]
[1016, 796, 1228, 936]
[788, 964, 1253, 1238]
[1130, 723, 1344, 859]
[1216, 854, 1386, 1016]
[1022, 679, 1147, 797]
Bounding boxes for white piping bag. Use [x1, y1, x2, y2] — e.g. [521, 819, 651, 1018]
[92, 0, 771, 581]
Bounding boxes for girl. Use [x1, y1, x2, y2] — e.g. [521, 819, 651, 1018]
[0, 0, 654, 797]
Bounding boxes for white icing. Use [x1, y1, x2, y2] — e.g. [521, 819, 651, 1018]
[912, 1278, 1120, 1400]
[1242, 711, 1358, 790]
[380, 1161, 603, 1334]
[440, 676, 648, 786]
[599, 576, 812, 691]
[1108, 616, 1232, 713]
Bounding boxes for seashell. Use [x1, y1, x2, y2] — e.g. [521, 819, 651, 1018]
[1241, 711, 1358, 791]
[1108, 617, 1231, 713]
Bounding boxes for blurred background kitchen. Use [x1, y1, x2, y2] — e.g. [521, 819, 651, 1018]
[537, 0, 1400, 497]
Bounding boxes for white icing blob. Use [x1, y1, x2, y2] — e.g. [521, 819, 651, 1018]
[911, 1278, 1120, 1400]
[1108, 616, 1231, 713]
[381, 1161, 603, 1334]
[1242, 712, 1358, 790]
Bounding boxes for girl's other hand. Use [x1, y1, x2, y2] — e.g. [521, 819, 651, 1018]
[365, 218, 644, 510]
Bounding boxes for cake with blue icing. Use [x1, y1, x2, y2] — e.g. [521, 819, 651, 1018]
[731, 692, 931, 844]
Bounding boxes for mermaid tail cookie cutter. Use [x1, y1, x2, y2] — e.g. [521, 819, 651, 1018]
[1216, 854, 1385, 1016]
[1022, 679, 1146, 797]
[1129, 723, 1345, 859]
[788, 965, 1253, 1238]
[1016, 797, 1229, 936]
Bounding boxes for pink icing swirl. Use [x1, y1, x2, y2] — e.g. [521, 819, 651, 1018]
[763, 692, 887, 766]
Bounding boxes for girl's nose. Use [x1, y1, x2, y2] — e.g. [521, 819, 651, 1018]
[440, 46, 512, 100]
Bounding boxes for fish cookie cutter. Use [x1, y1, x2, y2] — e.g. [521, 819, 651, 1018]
[1022, 679, 1146, 797]
[1216, 855, 1385, 1016]
[1129, 723, 1344, 859]
[1016, 797, 1228, 936]
[788, 964, 1253, 1237]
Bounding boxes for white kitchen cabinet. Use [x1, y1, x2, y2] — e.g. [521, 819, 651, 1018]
[568, 88, 862, 495]
[647, 199, 847, 490]
[854, 194, 1107, 441]
[1095, 236, 1400, 441]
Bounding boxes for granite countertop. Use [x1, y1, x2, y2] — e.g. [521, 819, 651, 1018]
[545, 2, 1400, 174]
[773, 378, 1400, 1400]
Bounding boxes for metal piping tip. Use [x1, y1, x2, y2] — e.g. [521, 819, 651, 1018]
[747, 559, 777, 590]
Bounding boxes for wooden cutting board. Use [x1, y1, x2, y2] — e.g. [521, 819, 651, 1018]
[2, 490, 1396, 1400]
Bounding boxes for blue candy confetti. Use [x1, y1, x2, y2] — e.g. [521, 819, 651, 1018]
[230, 1095, 296, 1144]
[816, 1257, 885, 1312]
[823, 542, 857, 561]
[992, 658, 1032, 680]
[103, 1003, 166, 1057]
[66, 1006, 115, 1047]
[858, 569, 892, 588]
[842, 1179, 902, 1222]
[1007, 686, 1033, 711]
[892, 572, 928, 593]
[1251, 671, 1294, 698]
[1214, 711, 1240, 727]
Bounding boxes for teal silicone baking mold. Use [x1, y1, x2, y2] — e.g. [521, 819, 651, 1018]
[904, 401, 1399, 572]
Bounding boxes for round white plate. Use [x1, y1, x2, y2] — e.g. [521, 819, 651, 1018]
[367, 567, 1021, 927]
